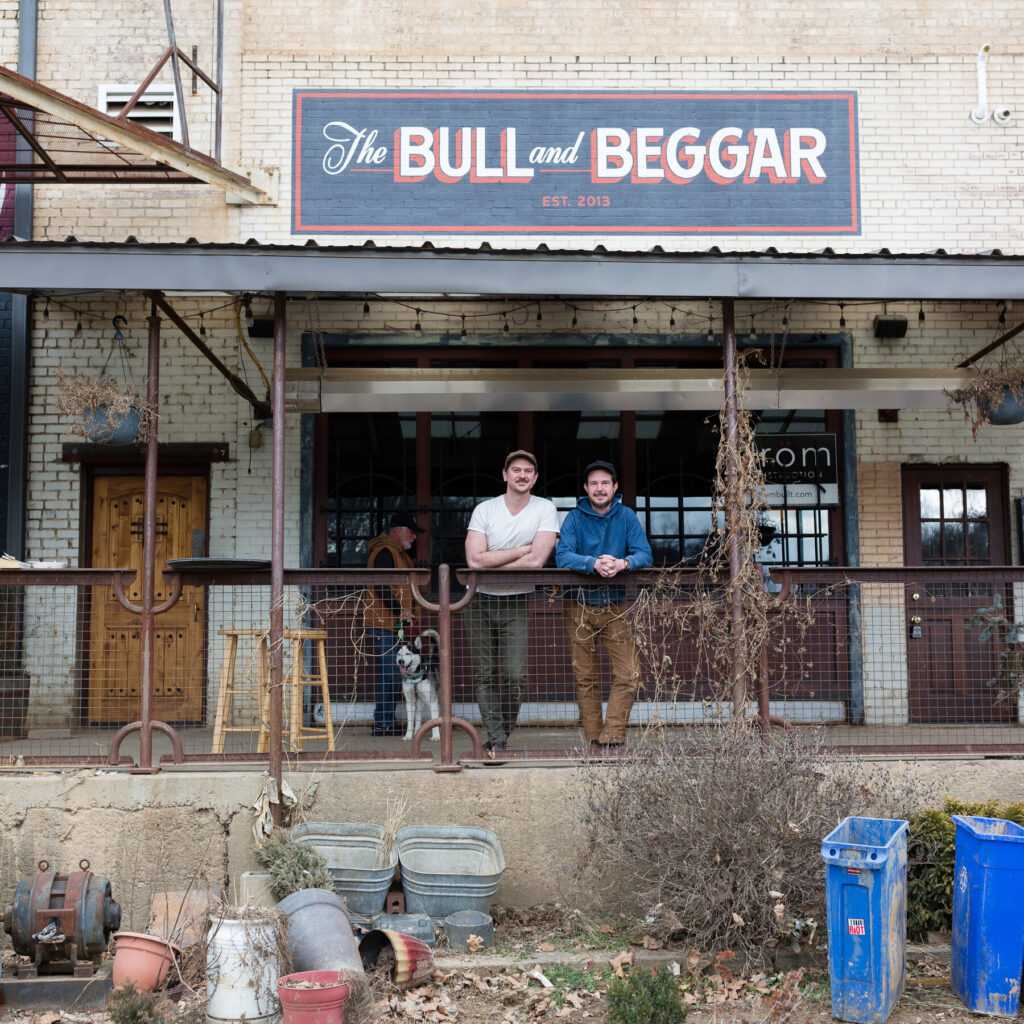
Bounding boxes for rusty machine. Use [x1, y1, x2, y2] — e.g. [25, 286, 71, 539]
[4, 860, 121, 977]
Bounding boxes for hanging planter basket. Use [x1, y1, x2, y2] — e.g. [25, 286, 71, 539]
[83, 404, 144, 443]
[978, 386, 1024, 426]
[55, 317, 153, 443]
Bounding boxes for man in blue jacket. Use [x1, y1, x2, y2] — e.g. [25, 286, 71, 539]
[555, 460, 653, 749]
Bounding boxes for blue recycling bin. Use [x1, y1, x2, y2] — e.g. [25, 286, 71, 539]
[951, 815, 1024, 1016]
[821, 816, 909, 1024]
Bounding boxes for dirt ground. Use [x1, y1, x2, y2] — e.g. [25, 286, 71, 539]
[0, 915, 986, 1024]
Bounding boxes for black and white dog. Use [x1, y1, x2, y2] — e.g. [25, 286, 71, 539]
[395, 629, 440, 741]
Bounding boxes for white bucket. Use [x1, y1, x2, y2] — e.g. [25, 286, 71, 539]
[206, 914, 282, 1024]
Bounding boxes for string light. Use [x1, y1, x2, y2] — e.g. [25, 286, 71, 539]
[74, 316, 82, 338]
[918, 302, 925, 324]
[460, 315, 467, 338]
[839, 302, 846, 328]
[502, 311, 509, 333]
[669, 307, 677, 328]
[570, 305, 578, 328]
[199, 313, 206, 337]
[536, 304, 543, 324]
[43, 300, 49, 320]
[707, 320, 714, 343]
[749, 319, 758, 343]
[632, 305, 639, 326]
[363, 299, 370, 316]
[999, 302, 1007, 326]
[414, 308, 422, 332]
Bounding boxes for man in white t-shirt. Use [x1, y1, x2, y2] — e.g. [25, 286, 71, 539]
[465, 450, 560, 754]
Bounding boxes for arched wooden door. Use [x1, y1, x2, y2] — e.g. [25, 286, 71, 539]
[87, 475, 207, 724]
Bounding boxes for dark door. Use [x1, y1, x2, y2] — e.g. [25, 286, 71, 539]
[902, 465, 1012, 722]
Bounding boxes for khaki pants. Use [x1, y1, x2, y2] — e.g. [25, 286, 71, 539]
[562, 601, 640, 745]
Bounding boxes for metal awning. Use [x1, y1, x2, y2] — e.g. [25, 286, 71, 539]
[1, 239, 1024, 300]
[284, 367, 974, 412]
[0, 66, 266, 202]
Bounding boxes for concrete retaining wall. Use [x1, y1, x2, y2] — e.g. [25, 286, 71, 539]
[0, 758, 1019, 929]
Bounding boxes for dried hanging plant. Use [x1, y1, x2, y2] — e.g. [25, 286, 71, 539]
[945, 362, 1024, 439]
[54, 315, 154, 443]
[56, 369, 154, 442]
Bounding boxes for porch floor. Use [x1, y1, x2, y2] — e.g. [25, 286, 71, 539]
[2, 721, 1024, 765]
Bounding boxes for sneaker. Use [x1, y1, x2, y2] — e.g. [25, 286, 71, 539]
[371, 724, 403, 737]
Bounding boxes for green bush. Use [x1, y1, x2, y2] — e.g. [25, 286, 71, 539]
[606, 966, 687, 1024]
[108, 982, 173, 1024]
[907, 798, 1024, 941]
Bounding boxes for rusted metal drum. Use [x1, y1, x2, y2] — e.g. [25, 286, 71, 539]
[3, 859, 121, 976]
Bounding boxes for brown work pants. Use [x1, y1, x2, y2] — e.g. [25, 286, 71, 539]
[562, 601, 640, 745]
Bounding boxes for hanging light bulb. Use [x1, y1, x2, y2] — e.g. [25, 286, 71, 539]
[669, 307, 677, 328]
[414, 308, 422, 332]
[43, 300, 49, 320]
[242, 298, 254, 329]
[749, 319, 758, 343]
[460, 315, 467, 338]
[570, 306, 578, 328]
[918, 302, 925, 324]
[363, 298, 370, 316]
[74, 316, 82, 338]
[707, 320, 714, 343]
[503, 311, 509, 333]
[839, 302, 846, 328]
[999, 302, 1007, 326]
[199, 313, 207, 337]
[536, 304, 543, 324]
[632, 305, 639, 326]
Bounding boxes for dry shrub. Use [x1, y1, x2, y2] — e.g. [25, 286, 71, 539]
[575, 724, 930, 966]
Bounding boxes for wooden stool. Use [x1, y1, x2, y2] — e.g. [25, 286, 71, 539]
[211, 628, 334, 753]
[211, 628, 270, 754]
[277, 629, 335, 752]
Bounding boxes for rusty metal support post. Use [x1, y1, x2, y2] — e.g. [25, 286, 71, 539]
[269, 292, 286, 820]
[722, 298, 747, 720]
[436, 564, 457, 771]
[757, 640, 770, 738]
[138, 298, 161, 771]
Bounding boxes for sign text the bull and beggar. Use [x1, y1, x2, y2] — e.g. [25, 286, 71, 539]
[292, 91, 859, 234]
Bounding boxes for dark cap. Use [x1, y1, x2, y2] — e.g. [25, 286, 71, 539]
[584, 459, 618, 482]
[388, 511, 425, 534]
[504, 449, 538, 471]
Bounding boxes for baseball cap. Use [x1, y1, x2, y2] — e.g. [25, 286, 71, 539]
[504, 449, 538, 471]
[388, 511, 425, 533]
[583, 459, 618, 482]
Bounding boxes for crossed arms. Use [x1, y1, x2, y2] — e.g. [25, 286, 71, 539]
[465, 530, 558, 569]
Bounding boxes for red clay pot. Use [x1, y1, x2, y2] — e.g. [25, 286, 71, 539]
[358, 929, 433, 990]
[276, 971, 351, 1024]
[111, 931, 180, 991]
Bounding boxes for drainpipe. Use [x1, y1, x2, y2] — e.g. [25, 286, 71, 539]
[6, 0, 37, 557]
[970, 45, 991, 125]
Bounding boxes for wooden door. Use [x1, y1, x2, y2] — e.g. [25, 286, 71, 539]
[902, 465, 1012, 723]
[88, 475, 207, 724]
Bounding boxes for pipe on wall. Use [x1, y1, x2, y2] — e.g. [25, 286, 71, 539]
[7, 0, 38, 557]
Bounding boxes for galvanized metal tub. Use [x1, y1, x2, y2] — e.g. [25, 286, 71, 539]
[291, 822, 397, 917]
[396, 826, 505, 918]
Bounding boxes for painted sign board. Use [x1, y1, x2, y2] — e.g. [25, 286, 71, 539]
[758, 432, 839, 507]
[292, 90, 859, 235]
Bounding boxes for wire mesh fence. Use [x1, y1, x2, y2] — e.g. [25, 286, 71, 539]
[0, 566, 1022, 767]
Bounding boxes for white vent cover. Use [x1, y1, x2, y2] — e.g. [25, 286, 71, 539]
[98, 84, 181, 141]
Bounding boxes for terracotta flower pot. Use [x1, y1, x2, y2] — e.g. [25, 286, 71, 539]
[112, 931, 179, 991]
[277, 971, 351, 1024]
[358, 929, 433, 990]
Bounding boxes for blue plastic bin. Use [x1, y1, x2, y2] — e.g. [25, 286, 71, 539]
[950, 815, 1024, 1016]
[821, 816, 909, 1024]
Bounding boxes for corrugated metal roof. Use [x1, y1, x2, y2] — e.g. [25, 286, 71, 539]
[0, 237, 1021, 300]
